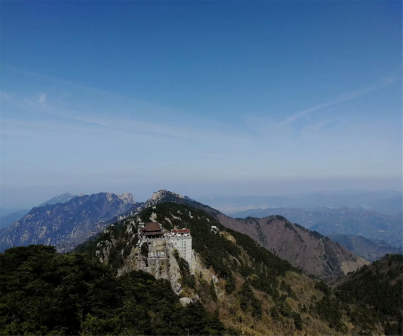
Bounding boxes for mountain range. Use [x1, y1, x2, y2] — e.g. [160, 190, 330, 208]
[328, 234, 402, 262]
[0, 192, 137, 252]
[1, 189, 401, 335]
[83, 190, 367, 281]
[0, 189, 368, 281]
[232, 206, 403, 249]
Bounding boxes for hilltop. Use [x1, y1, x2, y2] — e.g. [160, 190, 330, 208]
[76, 202, 385, 335]
[118, 190, 368, 281]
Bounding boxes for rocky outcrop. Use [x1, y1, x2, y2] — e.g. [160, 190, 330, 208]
[179, 297, 192, 306]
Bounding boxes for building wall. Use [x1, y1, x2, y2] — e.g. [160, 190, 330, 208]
[170, 235, 192, 269]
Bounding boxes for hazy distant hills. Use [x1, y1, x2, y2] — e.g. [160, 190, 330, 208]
[0, 209, 29, 230]
[0, 194, 75, 232]
[199, 190, 402, 216]
[232, 206, 402, 249]
[307, 208, 402, 248]
[0, 192, 136, 252]
[38, 192, 76, 207]
[328, 234, 401, 262]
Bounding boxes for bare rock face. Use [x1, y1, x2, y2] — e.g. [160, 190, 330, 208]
[0, 192, 136, 252]
[166, 248, 182, 294]
[179, 297, 192, 307]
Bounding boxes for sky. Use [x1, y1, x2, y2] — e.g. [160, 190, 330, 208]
[1, 1, 402, 208]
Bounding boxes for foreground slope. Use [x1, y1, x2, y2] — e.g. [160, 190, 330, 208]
[336, 254, 403, 335]
[77, 202, 384, 335]
[0, 192, 137, 253]
[0, 245, 225, 335]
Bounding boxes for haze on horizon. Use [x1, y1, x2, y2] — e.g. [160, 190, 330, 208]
[1, 2, 402, 209]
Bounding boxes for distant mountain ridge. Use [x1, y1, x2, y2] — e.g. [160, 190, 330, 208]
[232, 206, 402, 248]
[0, 189, 369, 281]
[38, 193, 76, 207]
[328, 234, 402, 262]
[0, 192, 137, 252]
[0, 209, 29, 230]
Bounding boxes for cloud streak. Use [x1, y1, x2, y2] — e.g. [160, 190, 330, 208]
[281, 77, 397, 126]
[38, 93, 47, 108]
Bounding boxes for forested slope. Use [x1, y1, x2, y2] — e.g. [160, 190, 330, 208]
[336, 254, 403, 335]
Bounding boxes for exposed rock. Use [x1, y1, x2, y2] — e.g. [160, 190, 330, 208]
[179, 297, 192, 306]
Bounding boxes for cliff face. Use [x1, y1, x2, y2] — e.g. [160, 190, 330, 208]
[0, 192, 136, 252]
[215, 214, 368, 281]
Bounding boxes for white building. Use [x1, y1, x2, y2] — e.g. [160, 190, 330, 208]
[169, 228, 193, 270]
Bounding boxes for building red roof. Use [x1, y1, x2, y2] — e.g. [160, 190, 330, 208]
[172, 229, 190, 234]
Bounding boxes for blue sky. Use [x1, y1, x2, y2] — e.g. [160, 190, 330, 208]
[1, 1, 402, 208]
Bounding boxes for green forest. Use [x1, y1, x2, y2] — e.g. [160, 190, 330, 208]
[337, 254, 403, 336]
[0, 245, 226, 335]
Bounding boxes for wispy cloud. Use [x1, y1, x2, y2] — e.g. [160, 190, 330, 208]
[0, 88, 246, 146]
[37, 93, 47, 108]
[281, 77, 397, 126]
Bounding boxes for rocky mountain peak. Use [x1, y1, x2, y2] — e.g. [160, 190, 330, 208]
[118, 192, 134, 204]
[150, 190, 184, 201]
